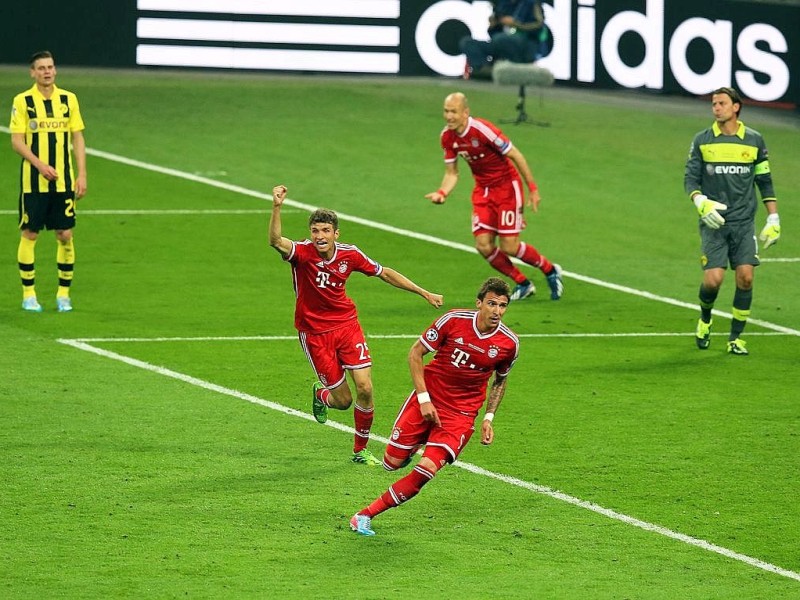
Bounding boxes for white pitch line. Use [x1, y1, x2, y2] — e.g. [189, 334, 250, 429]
[0, 209, 292, 215]
[761, 257, 800, 262]
[69, 331, 793, 344]
[81, 209, 267, 215]
[50, 156, 800, 338]
[56, 337, 800, 583]
[0, 128, 797, 338]
[0, 202, 795, 265]
[456, 461, 800, 583]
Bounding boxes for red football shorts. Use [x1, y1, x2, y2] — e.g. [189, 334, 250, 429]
[471, 178, 525, 237]
[387, 392, 476, 464]
[299, 320, 371, 389]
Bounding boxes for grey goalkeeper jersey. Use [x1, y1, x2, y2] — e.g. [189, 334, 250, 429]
[684, 120, 776, 224]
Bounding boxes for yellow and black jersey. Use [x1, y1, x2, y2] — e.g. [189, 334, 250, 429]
[684, 120, 776, 224]
[9, 83, 85, 194]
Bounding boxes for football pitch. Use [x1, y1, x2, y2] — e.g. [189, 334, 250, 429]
[1, 67, 799, 598]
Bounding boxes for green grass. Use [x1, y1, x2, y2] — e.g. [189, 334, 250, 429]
[1, 67, 799, 598]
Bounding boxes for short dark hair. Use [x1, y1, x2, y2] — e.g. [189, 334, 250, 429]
[308, 208, 338, 230]
[713, 86, 742, 116]
[30, 50, 53, 66]
[477, 277, 511, 302]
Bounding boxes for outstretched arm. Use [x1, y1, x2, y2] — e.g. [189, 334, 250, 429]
[480, 373, 508, 445]
[379, 267, 443, 308]
[269, 184, 293, 257]
[425, 162, 459, 205]
[506, 146, 540, 212]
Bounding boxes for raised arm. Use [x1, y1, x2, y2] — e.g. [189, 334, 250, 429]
[379, 267, 443, 308]
[268, 184, 293, 257]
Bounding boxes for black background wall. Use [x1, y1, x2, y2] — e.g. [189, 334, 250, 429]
[1, 1, 797, 106]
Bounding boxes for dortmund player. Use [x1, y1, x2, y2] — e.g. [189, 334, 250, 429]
[684, 87, 780, 355]
[10, 51, 87, 312]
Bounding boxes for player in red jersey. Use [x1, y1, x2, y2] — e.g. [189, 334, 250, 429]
[425, 92, 563, 302]
[269, 184, 443, 466]
[350, 277, 519, 535]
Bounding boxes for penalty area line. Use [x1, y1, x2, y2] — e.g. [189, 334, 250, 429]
[57, 336, 800, 583]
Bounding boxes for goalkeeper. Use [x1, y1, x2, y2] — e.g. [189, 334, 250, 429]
[684, 86, 781, 356]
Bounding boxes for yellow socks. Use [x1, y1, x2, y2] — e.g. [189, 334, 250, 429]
[18, 236, 36, 298]
[57, 237, 75, 298]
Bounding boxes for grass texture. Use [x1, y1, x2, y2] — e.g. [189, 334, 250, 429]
[0, 66, 799, 599]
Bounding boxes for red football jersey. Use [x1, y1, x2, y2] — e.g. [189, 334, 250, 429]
[440, 116, 517, 188]
[419, 309, 519, 417]
[286, 240, 382, 333]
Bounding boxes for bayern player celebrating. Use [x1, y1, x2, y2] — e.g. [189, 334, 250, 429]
[426, 92, 563, 301]
[350, 277, 519, 535]
[269, 184, 443, 466]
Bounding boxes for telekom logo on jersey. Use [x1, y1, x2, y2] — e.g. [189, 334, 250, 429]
[450, 348, 470, 369]
[417, 0, 790, 102]
[316, 271, 331, 288]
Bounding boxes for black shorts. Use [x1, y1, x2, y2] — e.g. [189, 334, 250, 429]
[700, 220, 759, 270]
[18, 191, 77, 232]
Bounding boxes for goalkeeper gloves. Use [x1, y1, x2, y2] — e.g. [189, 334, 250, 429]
[693, 194, 727, 229]
[759, 213, 781, 249]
